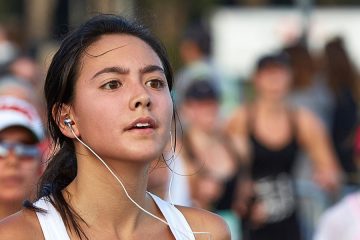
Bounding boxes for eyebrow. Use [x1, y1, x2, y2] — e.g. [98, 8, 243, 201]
[92, 65, 165, 79]
[92, 66, 129, 79]
[139, 65, 164, 74]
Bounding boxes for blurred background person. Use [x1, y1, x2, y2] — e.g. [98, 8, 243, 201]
[226, 52, 341, 240]
[0, 25, 18, 78]
[0, 24, 40, 83]
[285, 42, 334, 129]
[0, 75, 44, 117]
[174, 22, 220, 105]
[283, 41, 337, 240]
[179, 79, 238, 210]
[312, 36, 360, 240]
[323, 36, 360, 195]
[285, 37, 360, 239]
[178, 79, 241, 238]
[0, 96, 44, 220]
[174, 22, 239, 117]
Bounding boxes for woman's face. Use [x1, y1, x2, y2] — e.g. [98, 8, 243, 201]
[182, 99, 220, 132]
[0, 127, 41, 203]
[69, 34, 173, 163]
[254, 65, 292, 101]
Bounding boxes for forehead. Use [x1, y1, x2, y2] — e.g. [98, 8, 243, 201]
[83, 34, 161, 66]
[0, 126, 37, 143]
[258, 63, 290, 74]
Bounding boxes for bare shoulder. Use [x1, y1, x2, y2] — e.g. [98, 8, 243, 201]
[228, 105, 248, 123]
[225, 105, 248, 134]
[296, 107, 326, 133]
[177, 206, 231, 240]
[296, 107, 321, 124]
[0, 209, 43, 240]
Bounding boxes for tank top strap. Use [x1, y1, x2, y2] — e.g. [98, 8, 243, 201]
[148, 192, 195, 240]
[34, 197, 71, 240]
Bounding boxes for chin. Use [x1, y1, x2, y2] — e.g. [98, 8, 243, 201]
[122, 148, 163, 163]
[0, 193, 25, 203]
[131, 141, 166, 155]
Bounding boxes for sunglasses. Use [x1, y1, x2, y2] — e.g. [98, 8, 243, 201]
[0, 142, 41, 161]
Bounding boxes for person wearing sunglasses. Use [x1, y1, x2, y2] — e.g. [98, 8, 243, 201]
[0, 96, 44, 220]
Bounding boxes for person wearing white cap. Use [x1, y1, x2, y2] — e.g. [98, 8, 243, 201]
[0, 96, 44, 220]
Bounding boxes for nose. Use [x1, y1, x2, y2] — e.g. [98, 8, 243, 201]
[4, 151, 20, 167]
[129, 85, 152, 110]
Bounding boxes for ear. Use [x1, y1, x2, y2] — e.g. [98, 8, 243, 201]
[52, 103, 80, 138]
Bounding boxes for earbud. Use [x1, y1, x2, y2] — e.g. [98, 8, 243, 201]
[64, 118, 74, 127]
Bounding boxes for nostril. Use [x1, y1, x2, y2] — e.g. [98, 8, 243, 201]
[132, 96, 151, 109]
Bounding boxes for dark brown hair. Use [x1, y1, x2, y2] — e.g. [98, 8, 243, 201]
[324, 37, 359, 99]
[283, 42, 316, 89]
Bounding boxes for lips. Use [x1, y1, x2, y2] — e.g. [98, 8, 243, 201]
[124, 116, 157, 131]
[0, 175, 24, 186]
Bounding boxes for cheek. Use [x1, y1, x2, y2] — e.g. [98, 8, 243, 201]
[73, 93, 119, 135]
[275, 76, 291, 92]
[21, 165, 41, 179]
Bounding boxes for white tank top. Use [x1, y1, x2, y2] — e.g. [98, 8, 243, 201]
[34, 193, 195, 240]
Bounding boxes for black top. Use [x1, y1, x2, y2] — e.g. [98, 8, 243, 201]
[248, 107, 299, 179]
[243, 107, 302, 240]
[250, 134, 298, 179]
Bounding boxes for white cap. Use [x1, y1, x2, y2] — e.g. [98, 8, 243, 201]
[0, 96, 44, 141]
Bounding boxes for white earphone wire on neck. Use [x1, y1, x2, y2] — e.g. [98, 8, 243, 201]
[168, 131, 175, 205]
[66, 124, 167, 224]
[65, 121, 211, 239]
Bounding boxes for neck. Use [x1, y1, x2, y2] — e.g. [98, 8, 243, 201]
[254, 97, 287, 113]
[0, 200, 22, 220]
[65, 148, 152, 231]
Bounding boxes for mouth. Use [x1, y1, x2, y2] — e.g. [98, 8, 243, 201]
[125, 116, 157, 131]
[0, 175, 24, 186]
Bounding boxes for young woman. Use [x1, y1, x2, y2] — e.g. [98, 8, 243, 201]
[0, 14, 230, 240]
[226, 53, 341, 240]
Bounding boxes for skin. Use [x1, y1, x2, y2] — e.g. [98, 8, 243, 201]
[0, 34, 230, 239]
[0, 127, 41, 220]
[226, 64, 341, 227]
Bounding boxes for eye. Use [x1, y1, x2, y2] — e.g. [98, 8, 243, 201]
[146, 79, 166, 89]
[101, 80, 122, 90]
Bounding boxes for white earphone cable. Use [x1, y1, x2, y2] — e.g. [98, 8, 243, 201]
[67, 125, 211, 239]
[68, 126, 168, 225]
[168, 131, 175, 205]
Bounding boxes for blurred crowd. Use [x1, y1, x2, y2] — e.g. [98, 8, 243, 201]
[1, 13, 360, 240]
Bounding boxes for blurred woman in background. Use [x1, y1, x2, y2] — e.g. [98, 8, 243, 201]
[323, 37, 360, 194]
[226, 52, 341, 240]
[179, 79, 238, 211]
